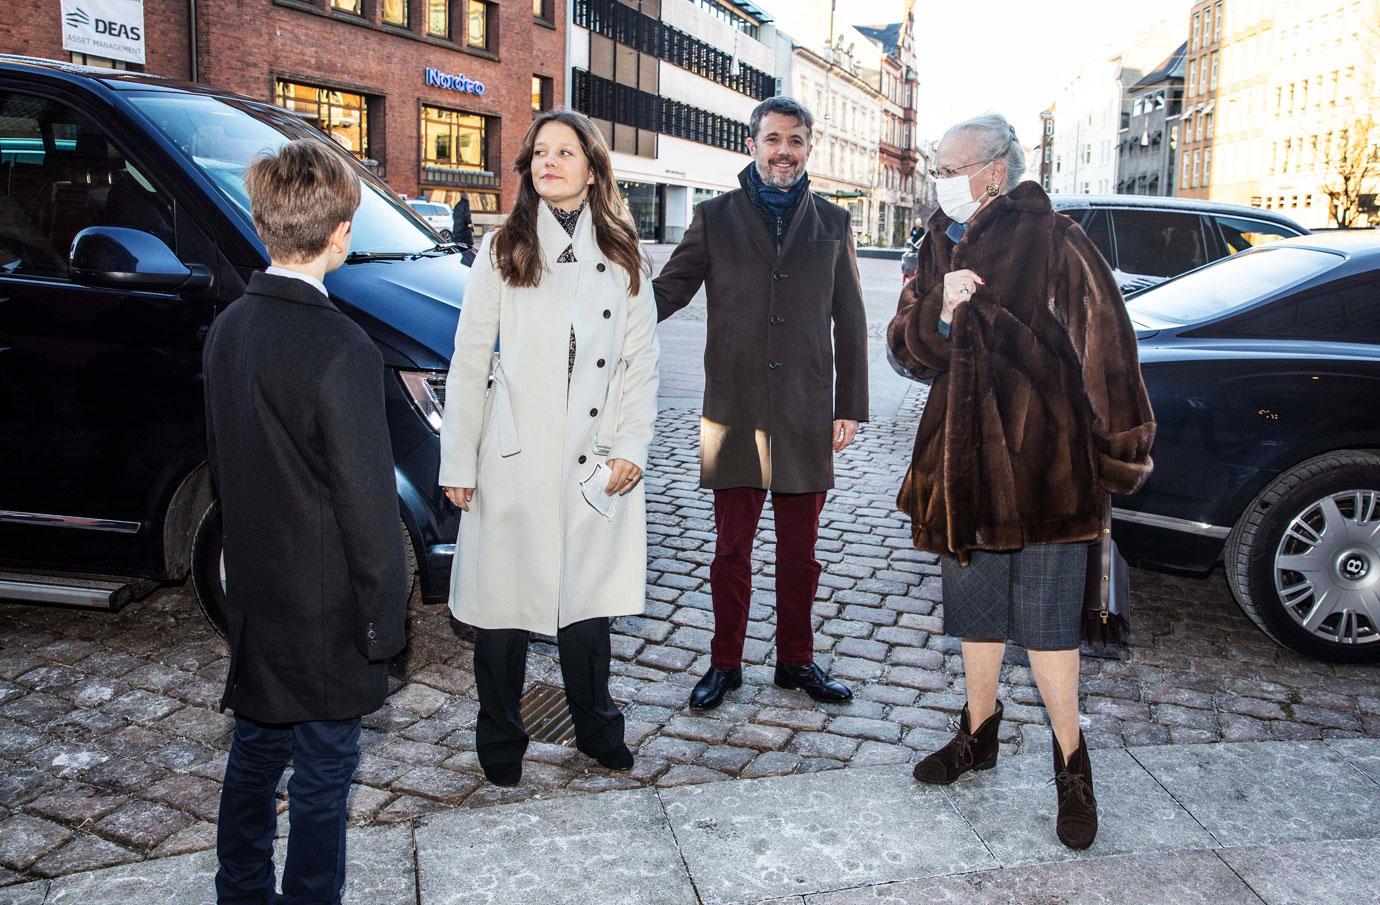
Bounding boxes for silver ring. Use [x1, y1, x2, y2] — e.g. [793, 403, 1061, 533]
[959, 288, 971, 296]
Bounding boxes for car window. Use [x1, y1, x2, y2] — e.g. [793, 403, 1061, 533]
[1215, 215, 1302, 254]
[125, 91, 433, 256]
[1111, 209, 1207, 278]
[1127, 247, 1343, 328]
[1081, 210, 1116, 268]
[1226, 277, 1380, 344]
[0, 91, 174, 279]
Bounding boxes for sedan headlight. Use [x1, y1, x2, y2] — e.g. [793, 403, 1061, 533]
[398, 370, 447, 434]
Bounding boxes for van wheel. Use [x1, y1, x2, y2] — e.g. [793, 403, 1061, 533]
[191, 501, 227, 637]
[1225, 452, 1380, 663]
[192, 502, 419, 638]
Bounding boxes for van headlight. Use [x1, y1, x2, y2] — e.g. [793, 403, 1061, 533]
[398, 370, 446, 434]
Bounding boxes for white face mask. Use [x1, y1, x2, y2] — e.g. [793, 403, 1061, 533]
[935, 160, 994, 224]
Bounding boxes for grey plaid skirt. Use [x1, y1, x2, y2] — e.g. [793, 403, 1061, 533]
[939, 543, 1089, 650]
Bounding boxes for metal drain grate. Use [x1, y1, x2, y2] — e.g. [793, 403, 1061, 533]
[520, 683, 577, 745]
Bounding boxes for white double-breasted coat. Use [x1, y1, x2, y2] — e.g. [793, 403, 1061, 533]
[438, 204, 660, 635]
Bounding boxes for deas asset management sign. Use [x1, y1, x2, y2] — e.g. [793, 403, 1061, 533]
[61, 0, 146, 65]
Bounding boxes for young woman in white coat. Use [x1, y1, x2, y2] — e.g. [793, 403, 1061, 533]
[439, 109, 660, 787]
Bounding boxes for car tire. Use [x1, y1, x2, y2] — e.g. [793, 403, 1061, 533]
[191, 501, 420, 638]
[1224, 451, 1380, 663]
[191, 500, 227, 637]
[439, 229, 452, 241]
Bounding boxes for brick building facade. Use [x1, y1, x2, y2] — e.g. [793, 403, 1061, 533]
[2, 1, 566, 219]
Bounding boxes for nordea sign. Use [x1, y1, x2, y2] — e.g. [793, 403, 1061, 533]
[424, 67, 486, 97]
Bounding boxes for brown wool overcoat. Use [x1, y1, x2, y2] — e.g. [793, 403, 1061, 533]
[653, 165, 869, 494]
[887, 182, 1155, 564]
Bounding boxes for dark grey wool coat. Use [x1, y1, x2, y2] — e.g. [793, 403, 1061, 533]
[653, 164, 869, 494]
[203, 271, 409, 725]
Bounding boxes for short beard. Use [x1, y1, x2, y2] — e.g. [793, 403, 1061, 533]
[756, 159, 803, 190]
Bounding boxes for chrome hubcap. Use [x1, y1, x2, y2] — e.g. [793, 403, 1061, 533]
[1274, 490, 1380, 645]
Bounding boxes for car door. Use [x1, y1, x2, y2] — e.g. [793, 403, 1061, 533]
[0, 86, 215, 575]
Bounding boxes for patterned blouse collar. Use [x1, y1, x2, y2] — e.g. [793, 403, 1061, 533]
[544, 199, 587, 238]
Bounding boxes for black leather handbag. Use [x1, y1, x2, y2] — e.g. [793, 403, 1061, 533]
[1083, 504, 1131, 647]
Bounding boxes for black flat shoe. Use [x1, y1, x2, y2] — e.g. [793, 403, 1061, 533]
[689, 666, 743, 710]
[774, 662, 852, 703]
[481, 761, 522, 787]
[582, 743, 633, 771]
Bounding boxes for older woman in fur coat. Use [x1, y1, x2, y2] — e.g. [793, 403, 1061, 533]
[887, 113, 1154, 851]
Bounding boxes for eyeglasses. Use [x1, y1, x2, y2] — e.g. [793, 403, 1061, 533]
[927, 158, 995, 181]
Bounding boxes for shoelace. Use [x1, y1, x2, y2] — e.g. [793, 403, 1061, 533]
[1053, 768, 1094, 807]
[946, 729, 978, 768]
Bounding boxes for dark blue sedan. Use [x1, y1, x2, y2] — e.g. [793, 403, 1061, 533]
[1115, 232, 1380, 663]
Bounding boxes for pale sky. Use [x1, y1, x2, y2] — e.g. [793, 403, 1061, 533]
[755, 0, 1190, 144]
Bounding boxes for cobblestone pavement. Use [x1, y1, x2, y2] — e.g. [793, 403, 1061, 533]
[2, 385, 1377, 885]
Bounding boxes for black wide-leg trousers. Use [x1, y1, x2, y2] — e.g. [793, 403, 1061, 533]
[473, 616, 624, 771]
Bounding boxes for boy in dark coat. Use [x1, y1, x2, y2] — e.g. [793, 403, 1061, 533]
[203, 139, 408, 904]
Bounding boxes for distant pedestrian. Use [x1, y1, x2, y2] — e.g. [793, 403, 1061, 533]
[452, 193, 474, 246]
[204, 139, 409, 903]
[439, 109, 660, 787]
[654, 95, 869, 711]
[887, 112, 1155, 850]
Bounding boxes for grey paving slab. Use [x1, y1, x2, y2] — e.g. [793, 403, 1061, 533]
[1130, 740, 1380, 846]
[1218, 837, 1380, 905]
[0, 881, 48, 905]
[32, 822, 414, 904]
[1326, 737, 1380, 785]
[802, 849, 1262, 904]
[414, 787, 695, 905]
[660, 764, 996, 905]
[944, 747, 1215, 866]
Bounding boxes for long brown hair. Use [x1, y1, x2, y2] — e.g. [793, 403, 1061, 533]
[493, 109, 649, 294]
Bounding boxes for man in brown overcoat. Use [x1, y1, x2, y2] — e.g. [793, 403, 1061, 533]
[655, 96, 869, 710]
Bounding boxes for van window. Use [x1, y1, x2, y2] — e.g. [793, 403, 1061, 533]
[1081, 210, 1116, 268]
[1215, 215, 1301, 254]
[0, 91, 173, 279]
[1111, 210, 1207, 278]
[126, 91, 433, 256]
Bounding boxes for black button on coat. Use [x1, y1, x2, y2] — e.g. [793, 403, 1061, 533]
[203, 272, 409, 724]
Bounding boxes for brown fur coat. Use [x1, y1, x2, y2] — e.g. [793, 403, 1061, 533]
[887, 183, 1155, 564]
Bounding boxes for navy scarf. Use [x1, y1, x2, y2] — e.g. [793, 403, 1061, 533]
[748, 163, 807, 220]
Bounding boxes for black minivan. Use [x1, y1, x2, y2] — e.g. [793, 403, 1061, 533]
[0, 56, 467, 631]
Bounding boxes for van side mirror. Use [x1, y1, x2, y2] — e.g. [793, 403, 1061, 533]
[69, 227, 214, 293]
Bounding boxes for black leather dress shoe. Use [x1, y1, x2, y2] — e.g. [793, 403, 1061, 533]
[774, 662, 853, 702]
[689, 666, 742, 710]
[482, 762, 522, 787]
[578, 741, 634, 771]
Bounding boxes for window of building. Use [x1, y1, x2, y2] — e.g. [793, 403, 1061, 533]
[1204, 149, 1212, 183]
[381, 0, 408, 27]
[1206, 112, 1214, 139]
[421, 105, 487, 171]
[0, 90, 174, 278]
[1188, 58, 1197, 95]
[275, 80, 371, 161]
[467, 1, 494, 51]
[533, 0, 552, 22]
[1214, 1, 1223, 39]
[1193, 148, 1201, 184]
[1210, 52, 1219, 90]
[428, 0, 450, 37]
[1192, 13, 1201, 50]
[331, 0, 362, 14]
[532, 75, 553, 112]
[696, 0, 760, 40]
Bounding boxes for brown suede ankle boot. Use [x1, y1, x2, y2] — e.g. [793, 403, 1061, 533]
[912, 701, 1003, 785]
[1052, 731, 1097, 849]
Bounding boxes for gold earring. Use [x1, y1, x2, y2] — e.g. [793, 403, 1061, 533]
[986, 184, 999, 197]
